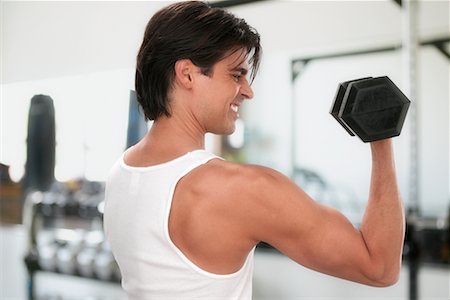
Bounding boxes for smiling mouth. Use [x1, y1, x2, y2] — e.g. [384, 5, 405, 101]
[231, 104, 239, 113]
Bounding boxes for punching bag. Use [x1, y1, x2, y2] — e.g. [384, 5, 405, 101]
[23, 95, 56, 192]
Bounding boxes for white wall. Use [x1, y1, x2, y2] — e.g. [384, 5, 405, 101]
[1, 1, 168, 83]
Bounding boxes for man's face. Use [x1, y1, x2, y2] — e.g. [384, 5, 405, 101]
[192, 49, 254, 135]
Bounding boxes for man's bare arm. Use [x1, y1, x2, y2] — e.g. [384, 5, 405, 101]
[360, 139, 405, 284]
[237, 139, 405, 286]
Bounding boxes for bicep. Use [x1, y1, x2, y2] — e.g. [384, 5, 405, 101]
[243, 168, 378, 285]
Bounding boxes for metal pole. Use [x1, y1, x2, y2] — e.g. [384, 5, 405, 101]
[403, 0, 420, 213]
[402, 1, 420, 300]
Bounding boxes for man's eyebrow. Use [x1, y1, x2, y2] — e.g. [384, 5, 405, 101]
[231, 67, 248, 75]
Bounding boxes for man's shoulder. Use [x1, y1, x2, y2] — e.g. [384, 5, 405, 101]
[188, 158, 286, 197]
[202, 158, 271, 179]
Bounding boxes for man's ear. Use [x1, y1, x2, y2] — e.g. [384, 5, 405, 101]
[174, 59, 195, 88]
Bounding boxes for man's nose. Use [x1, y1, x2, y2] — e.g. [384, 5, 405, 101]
[241, 80, 254, 100]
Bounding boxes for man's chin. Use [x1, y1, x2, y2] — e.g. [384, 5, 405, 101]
[209, 127, 235, 136]
[223, 126, 236, 136]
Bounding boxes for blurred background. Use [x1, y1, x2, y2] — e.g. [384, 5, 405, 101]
[1, 0, 449, 299]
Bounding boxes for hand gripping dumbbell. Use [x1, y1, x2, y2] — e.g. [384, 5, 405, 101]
[330, 76, 410, 142]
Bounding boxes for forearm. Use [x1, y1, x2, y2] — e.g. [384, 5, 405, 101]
[360, 139, 405, 283]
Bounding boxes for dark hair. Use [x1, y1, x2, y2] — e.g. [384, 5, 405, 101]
[135, 1, 261, 121]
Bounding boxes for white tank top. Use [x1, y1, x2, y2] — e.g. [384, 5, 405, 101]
[104, 149, 255, 300]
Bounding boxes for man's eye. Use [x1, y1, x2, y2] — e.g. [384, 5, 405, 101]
[233, 74, 241, 81]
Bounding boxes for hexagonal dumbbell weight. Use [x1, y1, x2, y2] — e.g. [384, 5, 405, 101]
[330, 76, 410, 142]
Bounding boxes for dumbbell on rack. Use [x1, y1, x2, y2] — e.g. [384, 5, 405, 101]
[33, 230, 121, 281]
[330, 76, 410, 142]
[23, 191, 121, 287]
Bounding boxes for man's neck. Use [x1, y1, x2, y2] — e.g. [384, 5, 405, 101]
[124, 114, 206, 167]
[146, 114, 206, 153]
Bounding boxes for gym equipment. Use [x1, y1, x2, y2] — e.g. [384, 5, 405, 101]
[20, 95, 121, 300]
[83, 230, 104, 249]
[37, 242, 58, 271]
[94, 248, 118, 281]
[56, 244, 78, 274]
[23, 95, 56, 192]
[78, 193, 104, 219]
[76, 247, 97, 277]
[330, 76, 410, 142]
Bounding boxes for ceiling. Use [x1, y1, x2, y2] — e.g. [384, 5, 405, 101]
[1, 0, 448, 84]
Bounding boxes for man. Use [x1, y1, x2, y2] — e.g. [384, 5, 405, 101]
[103, 1, 405, 299]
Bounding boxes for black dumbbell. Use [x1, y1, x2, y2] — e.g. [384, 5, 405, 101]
[330, 76, 410, 142]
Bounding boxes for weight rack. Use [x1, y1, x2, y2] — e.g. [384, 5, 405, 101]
[23, 181, 120, 300]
